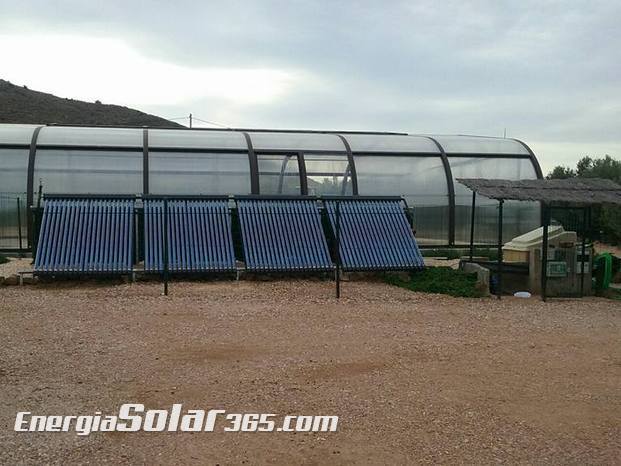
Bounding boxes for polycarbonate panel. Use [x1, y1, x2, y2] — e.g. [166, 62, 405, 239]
[345, 134, 440, 153]
[34, 149, 142, 195]
[0, 148, 28, 248]
[0, 148, 28, 195]
[355, 155, 449, 245]
[304, 154, 353, 196]
[149, 152, 251, 195]
[449, 157, 539, 244]
[249, 132, 345, 151]
[37, 126, 143, 147]
[0, 124, 38, 144]
[148, 129, 247, 149]
[433, 136, 529, 155]
[257, 154, 301, 195]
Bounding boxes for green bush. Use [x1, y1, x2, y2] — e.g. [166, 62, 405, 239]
[383, 267, 485, 298]
[0, 254, 8, 265]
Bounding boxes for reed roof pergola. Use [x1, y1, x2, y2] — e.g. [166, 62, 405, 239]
[456, 178, 621, 301]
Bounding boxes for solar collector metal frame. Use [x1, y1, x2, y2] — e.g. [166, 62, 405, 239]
[323, 196, 425, 272]
[34, 195, 135, 274]
[143, 195, 236, 273]
[236, 196, 333, 273]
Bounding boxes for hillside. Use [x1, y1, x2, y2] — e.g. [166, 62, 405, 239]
[0, 80, 183, 128]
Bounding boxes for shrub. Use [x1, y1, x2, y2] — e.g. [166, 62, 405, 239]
[383, 267, 485, 298]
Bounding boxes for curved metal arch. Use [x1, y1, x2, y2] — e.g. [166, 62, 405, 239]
[297, 151, 308, 195]
[26, 125, 45, 248]
[269, 152, 306, 195]
[335, 134, 358, 195]
[511, 138, 544, 179]
[276, 154, 293, 194]
[512, 138, 545, 226]
[420, 136, 456, 246]
[142, 128, 149, 194]
[241, 132, 260, 194]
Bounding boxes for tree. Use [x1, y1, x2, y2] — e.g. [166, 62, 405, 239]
[578, 155, 621, 182]
[547, 155, 621, 244]
[546, 165, 575, 179]
[548, 155, 620, 181]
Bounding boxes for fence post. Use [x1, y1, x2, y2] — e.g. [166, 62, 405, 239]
[469, 191, 476, 261]
[335, 200, 341, 299]
[163, 198, 169, 296]
[580, 207, 587, 297]
[16, 197, 23, 250]
[541, 205, 549, 302]
[497, 199, 504, 300]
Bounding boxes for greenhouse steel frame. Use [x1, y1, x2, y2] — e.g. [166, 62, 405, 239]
[0, 124, 543, 252]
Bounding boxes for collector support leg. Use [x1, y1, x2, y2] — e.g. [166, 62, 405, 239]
[541, 205, 549, 302]
[580, 207, 587, 297]
[335, 201, 341, 299]
[163, 198, 169, 296]
[469, 191, 476, 262]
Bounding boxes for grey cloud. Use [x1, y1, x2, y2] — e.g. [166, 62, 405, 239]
[1, 0, 620, 169]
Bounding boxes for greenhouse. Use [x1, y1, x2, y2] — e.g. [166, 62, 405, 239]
[0, 124, 543, 251]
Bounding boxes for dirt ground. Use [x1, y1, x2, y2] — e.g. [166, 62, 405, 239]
[1, 280, 620, 465]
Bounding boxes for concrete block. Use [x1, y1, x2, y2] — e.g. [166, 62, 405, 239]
[4, 274, 19, 286]
[461, 262, 490, 296]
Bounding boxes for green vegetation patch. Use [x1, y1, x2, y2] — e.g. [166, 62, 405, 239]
[598, 287, 621, 301]
[384, 266, 485, 298]
[0, 254, 8, 265]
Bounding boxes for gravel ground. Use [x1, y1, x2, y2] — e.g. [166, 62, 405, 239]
[1, 280, 620, 465]
[0, 257, 32, 278]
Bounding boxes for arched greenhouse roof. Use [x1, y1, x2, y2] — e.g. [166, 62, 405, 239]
[0, 123, 543, 251]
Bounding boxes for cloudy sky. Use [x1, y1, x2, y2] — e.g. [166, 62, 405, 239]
[0, 0, 619, 172]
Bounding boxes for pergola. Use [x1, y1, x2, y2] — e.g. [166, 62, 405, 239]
[457, 178, 621, 301]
